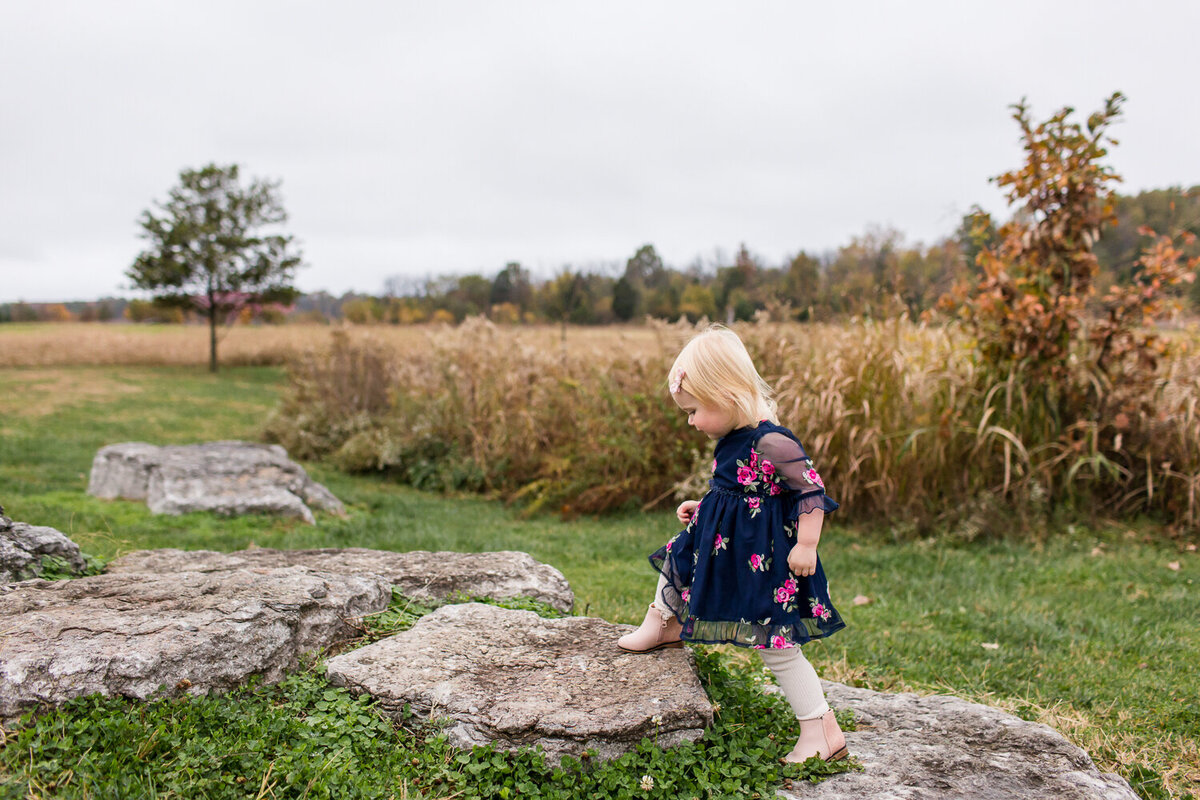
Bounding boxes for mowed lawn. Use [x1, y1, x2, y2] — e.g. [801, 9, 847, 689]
[0, 364, 1197, 799]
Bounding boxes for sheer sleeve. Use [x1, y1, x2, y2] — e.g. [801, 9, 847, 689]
[756, 431, 839, 516]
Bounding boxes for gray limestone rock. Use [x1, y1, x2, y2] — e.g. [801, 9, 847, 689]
[774, 681, 1138, 800]
[0, 511, 87, 583]
[0, 566, 390, 722]
[86, 441, 345, 524]
[325, 603, 712, 760]
[106, 547, 575, 613]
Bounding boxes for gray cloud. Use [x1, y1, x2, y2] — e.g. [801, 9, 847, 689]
[2, 0, 1198, 301]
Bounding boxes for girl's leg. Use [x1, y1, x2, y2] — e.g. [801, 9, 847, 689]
[616, 573, 683, 653]
[757, 647, 829, 719]
[759, 647, 848, 762]
[653, 573, 674, 617]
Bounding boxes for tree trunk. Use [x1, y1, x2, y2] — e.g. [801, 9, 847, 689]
[208, 281, 218, 373]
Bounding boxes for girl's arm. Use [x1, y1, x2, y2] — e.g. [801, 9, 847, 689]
[755, 432, 835, 579]
[676, 499, 700, 524]
[788, 509, 823, 577]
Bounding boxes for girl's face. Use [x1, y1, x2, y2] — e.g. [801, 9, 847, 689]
[673, 389, 736, 439]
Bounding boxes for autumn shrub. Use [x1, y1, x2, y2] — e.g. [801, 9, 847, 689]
[938, 93, 1200, 532]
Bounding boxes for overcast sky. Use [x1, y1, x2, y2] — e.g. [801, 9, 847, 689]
[2, 1, 1198, 303]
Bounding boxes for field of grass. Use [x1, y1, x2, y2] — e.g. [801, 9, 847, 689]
[0, 364, 1197, 798]
[0, 321, 665, 368]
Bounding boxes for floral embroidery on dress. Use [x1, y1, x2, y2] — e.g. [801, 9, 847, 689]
[773, 577, 799, 613]
[736, 464, 757, 488]
[735, 447, 790, 517]
[748, 553, 771, 572]
[801, 459, 825, 489]
[712, 532, 728, 554]
[752, 629, 795, 650]
[680, 588, 691, 603]
[809, 597, 832, 620]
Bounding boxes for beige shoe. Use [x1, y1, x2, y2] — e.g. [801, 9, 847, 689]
[782, 710, 848, 763]
[617, 604, 683, 653]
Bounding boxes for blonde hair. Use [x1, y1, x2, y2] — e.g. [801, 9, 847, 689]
[669, 325, 778, 428]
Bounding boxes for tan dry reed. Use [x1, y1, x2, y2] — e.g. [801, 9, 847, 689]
[266, 316, 1200, 531]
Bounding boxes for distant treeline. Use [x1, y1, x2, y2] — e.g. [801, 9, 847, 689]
[4, 187, 1196, 326]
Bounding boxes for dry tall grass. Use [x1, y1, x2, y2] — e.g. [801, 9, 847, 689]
[265, 319, 700, 514]
[265, 316, 1200, 532]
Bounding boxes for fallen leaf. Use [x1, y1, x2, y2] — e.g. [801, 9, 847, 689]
[980, 642, 1000, 650]
[1090, 546, 1104, 556]
[852, 594, 871, 606]
[1167, 561, 1181, 571]
[1187, 544, 1197, 552]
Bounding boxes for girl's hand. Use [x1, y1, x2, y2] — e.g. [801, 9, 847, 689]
[788, 543, 818, 577]
[676, 500, 700, 524]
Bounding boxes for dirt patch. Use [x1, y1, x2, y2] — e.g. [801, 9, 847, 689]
[0, 369, 143, 418]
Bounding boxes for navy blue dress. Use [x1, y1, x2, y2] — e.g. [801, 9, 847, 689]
[650, 420, 845, 649]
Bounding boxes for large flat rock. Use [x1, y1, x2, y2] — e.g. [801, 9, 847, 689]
[87, 441, 345, 524]
[325, 603, 712, 760]
[106, 547, 574, 613]
[0, 567, 391, 722]
[776, 681, 1138, 800]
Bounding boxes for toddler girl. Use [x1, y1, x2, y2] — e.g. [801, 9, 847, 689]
[617, 326, 848, 763]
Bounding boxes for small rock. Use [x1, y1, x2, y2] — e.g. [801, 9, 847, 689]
[1, 516, 86, 583]
[87, 441, 344, 524]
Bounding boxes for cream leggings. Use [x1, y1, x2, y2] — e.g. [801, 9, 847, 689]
[655, 573, 830, 720]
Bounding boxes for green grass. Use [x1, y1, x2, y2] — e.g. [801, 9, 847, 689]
[0, 365, 1197, 799]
